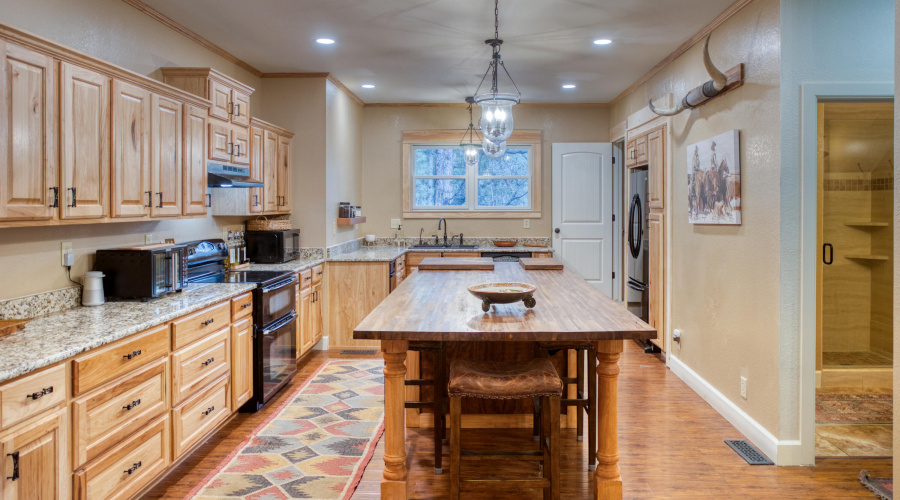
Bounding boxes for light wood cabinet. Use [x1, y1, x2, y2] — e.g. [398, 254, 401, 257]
[232, 89, 250, 128]
[263, 130, 278, 213]
[311, 281, 323, 344]
[625, 139, 637, 168]
[299, 286, 314, 356]
[162, 68, 253, 128]
[171, 327, 230, 406]
[231, 318, 253, 409]
[248, 126, 265, 213]
[647, 128, 665, 210]
[72, 324, 169, 397]
[277, 135, 292, 213]
[232, 124, 249, 166]
[171, 374, 230, 459]
[0, 364, 66, 430]
[230, 292, 253, 322]
[208, 78, 231, 122]
[0, 408, 68, 500]
[635, 134, 648, 165]
[110, 81, 151, 218]
[208, 120, 231, 162]
[171, 301, 230, 351]
[150, 95, 182, 217]
[0, 41, 57, 222]
[60, 62, 109, 219]
[326, 262, 389, 349]
[648, 211, 665, 352]
[182, 104, 207, 216]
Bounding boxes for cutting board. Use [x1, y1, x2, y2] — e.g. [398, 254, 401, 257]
[0, 319, 29, 337]
[418, 257, 495, 271]
[519, 257, 563, 270]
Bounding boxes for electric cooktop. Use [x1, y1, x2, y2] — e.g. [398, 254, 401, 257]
[189, 270, 292, 285]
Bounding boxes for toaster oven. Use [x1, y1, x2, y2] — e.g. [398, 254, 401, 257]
[93, 244, 188, 300]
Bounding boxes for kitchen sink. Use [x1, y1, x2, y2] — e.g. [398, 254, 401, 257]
[410, 245, 479, 249]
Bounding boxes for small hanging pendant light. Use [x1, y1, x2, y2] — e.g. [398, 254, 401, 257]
[473, 0, 521, 150]
[483, 137, 507, 159]
[459, 97, 481, 168]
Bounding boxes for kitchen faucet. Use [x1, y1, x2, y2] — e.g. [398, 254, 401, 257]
[437, 218, 448, 247]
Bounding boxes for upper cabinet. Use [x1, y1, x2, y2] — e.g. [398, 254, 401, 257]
[277, 134, 292, 213]
[150, 95, 182, 217]
[111, 80, 151, 218]
[0, 41, 57, 222]
[182, 105, 208, 216]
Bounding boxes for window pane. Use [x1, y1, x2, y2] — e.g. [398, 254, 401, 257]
[478, 148, 529, 176]
[415, 178, 466, 207]
[478, 179, 529, 208]
[415, 148, 466, 176]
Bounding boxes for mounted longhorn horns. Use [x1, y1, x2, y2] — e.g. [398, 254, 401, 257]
[649, 35, 728, 116]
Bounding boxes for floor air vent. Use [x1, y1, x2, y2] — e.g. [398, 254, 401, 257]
[725, 440, 774, 465]
[340, 350, 378, 355]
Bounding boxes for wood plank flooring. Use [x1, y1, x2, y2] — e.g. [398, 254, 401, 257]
[142, 341, 891, 499]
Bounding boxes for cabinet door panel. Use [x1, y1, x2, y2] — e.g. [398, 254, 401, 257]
[182, 104, 207, 215]
[232, 125, 249, 166]
[0, 42, 57, 221]
[0, 408, 68, 500]
[635, 134, 648, 165]
[208, 78, 230, 122]
[209, 121, 231, 162]
[60, 62, 109, 219]
[299, 286, 312, 355]
[625, 139, 637, 168]
[277, 135, 291, 212]
[263, 131, 278, 212]
[312, 282, 323, 344]
[231, 318, 253, 409]
[647, 129, 665, 210]
[248, 126, 264, 213]
[648, 211, 665, 352]
[232, 90, 250, 127]
[111, 80, 150, 218]
[150, 95, 182, 217]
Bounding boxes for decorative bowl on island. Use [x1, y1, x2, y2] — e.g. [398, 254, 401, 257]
[492, 239, 517, 247]
[468, 282, 537, 312]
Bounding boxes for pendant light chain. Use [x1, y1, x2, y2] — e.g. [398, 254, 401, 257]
[471, 0, 519, 154]
[494, 0, 499, 41]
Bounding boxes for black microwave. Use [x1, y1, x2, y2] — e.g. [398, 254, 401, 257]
[94, 244, 187, 300]
[246, 230, 300, 263]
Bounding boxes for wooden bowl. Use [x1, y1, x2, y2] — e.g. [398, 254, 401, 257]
[492, 239, 517, 247]
[468, 282, 537, 311]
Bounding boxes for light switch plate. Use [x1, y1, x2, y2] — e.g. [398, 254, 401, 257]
[145, 233, 153, 244]
[390, 219, 401, 229]
[523, 219, 530, 229]
[61, 242, 72, 266]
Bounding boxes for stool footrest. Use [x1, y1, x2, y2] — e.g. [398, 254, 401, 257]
[404, 401, 436, 409]
[461, 479, 551, 490]
[561, 399, 589, 407]
[461, 450, 543, 461]
[404, 378, 435, 386]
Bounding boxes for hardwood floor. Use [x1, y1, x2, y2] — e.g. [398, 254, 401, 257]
[142, 342, 891, 499]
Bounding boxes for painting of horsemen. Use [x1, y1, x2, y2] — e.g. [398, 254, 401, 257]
[686, 129, 741, 225]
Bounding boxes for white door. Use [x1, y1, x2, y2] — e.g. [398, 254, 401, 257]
[552, 143, 614, 296]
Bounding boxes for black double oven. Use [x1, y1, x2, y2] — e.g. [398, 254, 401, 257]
[185, 240, 296, 412]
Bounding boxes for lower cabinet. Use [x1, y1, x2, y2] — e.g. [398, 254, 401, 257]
[73, 415, 169, 500]
[296, 268, 321, 358]
[171, 374, 231, 459]
[325, 261, 390, 349]
[231, 317, 253, 409]
[311, 281, 323, 345]
[648, 211, 666, 351]
[0, 408, 68, 500]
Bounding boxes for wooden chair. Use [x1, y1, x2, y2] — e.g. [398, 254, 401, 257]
[533, 341, 597, 470]
[449, 357, 563, 499]
[404, 341, 447, 474]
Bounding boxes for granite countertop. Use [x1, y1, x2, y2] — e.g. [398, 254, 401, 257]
[0, 282, 257, 384]
[249, 258, 325, 274]
[327, 247, 410, 262]
[407, 246, 552, 254]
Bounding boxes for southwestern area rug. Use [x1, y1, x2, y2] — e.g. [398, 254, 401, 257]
[187, 359, 385, 500]
[816, 393, 893, 424]
[860, 470, 893, 500]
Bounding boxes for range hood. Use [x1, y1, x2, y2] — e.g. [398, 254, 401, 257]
[207, 162, 264, 188]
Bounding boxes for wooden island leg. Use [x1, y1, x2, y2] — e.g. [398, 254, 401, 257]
[382, 339, 409, 499]
[593, 340, 623, 500]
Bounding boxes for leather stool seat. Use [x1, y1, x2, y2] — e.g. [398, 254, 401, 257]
[449, 358, 563, 399]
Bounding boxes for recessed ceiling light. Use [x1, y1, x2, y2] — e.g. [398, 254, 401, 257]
[593, 39, 612, 45]
[562, 84, 576, 89]
[361, 84, 375, 89]
[316, 38, 335, 45]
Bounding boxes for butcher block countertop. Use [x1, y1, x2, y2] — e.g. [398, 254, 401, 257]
[418, 257, 495, 270]
[354, 262, 655, 342]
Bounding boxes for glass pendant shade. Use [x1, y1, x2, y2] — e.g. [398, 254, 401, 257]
[462, 142, 480, 167]
[476, 93, 518, 143]
[482, 137, 507, 159]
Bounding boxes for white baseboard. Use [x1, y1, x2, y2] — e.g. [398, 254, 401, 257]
[314, 336, 329, 350]
[668, 355, 799, 465]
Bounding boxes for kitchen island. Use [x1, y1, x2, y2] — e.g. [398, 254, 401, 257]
[354, 262, 655, 499]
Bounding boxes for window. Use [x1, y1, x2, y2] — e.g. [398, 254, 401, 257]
[403, 130, 541, 218]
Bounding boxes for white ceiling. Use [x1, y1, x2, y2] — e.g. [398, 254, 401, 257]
[141, 0, 737, 103]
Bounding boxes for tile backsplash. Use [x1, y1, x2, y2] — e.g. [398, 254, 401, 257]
[0, 286, 82, 320]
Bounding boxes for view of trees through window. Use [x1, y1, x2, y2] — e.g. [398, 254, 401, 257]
[412, 146, 531, 210]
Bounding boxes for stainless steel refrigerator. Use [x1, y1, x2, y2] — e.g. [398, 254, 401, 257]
[626, 167, 651, 350]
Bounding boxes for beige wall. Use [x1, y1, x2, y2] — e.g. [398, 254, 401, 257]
[893, 0, 899, 482]
[360, 105, 609, 239]
[325, 81, 364, 246]
[0, 0, 265, 300]
[611, 0, 781, 433]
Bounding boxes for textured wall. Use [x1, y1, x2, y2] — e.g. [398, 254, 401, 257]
[894, 0, 899, 483]
[611, 0, 782, 434]
[325, 80, 363, 246]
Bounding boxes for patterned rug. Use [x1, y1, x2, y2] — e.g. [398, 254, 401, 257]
[187, 359, 385, 500]
[860, 470, 893, 500]
[816, 393, 892, 424]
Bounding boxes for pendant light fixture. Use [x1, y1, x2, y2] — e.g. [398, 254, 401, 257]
[460, 97, 481, 167]
[473, 0, 521, 150]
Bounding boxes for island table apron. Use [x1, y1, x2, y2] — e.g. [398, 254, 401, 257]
[353, 262, 656, 500]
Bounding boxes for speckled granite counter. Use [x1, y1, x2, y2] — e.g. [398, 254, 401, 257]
[327, 247, 409, 262]
[406, 246, 552, 254]
[0, 282, 257, 384]
[249, 258, 325, 274]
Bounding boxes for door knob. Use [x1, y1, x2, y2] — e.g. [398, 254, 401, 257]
[554, 228, 560, 234]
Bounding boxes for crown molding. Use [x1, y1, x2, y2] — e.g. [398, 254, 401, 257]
[260, 72, 330, 78]
[364, 102, 609, 108]
[608, 0, 753, 108]
[326, 74, 365, 106]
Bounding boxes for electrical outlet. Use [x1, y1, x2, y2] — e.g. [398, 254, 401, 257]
[523, 219, 530, 229]
[673, 329, 683, 344]
[390, 218, 401, 229]
[740, 376, 747, 399]
[60, 242, 73, 267]
[145, 233, 153, 244]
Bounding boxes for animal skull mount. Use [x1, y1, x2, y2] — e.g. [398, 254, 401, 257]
[649, 35, 741, 116]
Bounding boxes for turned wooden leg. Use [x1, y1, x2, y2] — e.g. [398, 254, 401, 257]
[593, 340, 623, 500]
[382, 340, 409, 499]
[549, 394, 561, 500]
[450, 397, 462, 500]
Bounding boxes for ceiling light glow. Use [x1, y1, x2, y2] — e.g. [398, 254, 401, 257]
[361, 84, 375, 89]
[593, 39, 612, 45]
[316, 38, 335, 45]
[562, 84, 576, 89]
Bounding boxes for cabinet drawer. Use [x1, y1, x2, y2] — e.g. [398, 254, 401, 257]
[171, 327, 230, 406]
[72, 359, 168, 469]
[73, 414, 170, 500]
[172, 301, 230, 350]
[73, 324, 169, 397]
[311, 264, 324, 284]
[172, 374, 230, 459]
[0, 364, 66, 430]
[299, 269, 313, 289]
[406, 252, 431, 269]
[231, 292, 253, 322]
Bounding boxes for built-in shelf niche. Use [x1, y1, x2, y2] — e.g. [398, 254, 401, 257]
[337, 217, 366, 225]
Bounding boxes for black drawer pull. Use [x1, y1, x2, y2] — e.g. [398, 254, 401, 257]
[201, 357, 215, 367]
[241, 302, 252, 309]
[157, 192, 164, 209]
[201, 406, 215, 416]
[124, 461, 142, 475]
[49, 187, 59, 208]
[201, 318, 215, 327]
[304, 276, 311, 281]
[145, 191, 152, 208]
[6, 452, 18, 481]
[26, 386, 53, 400]
[123, 349, 142, 360]
[123, 399, 141, 411]
[68, 187, 77, 208]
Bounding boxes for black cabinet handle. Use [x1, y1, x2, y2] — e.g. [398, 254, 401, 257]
[206, 193, 211, 208]
[304, 276, 311, 281]
[26, 386, 53, 400]
[145, 191, 152, 208]
[253, 194, 259, 207]
[201, 357, 215, 367]
[6, 452, 18, 481]
[123, 399, 141, 411]
[823, 243, 833, 265]
[156, 192, 163, 208]
[234, 103, 241, 117]
[241, 302, 252, 309]
[124, 461, 142, 475]
[201, 406, 215, 416]
[68, 187, 77, 208]
[227, 142, 234, 155]
[49, 187, 58, 208]
[123, 349, 142, 360]
[228, 102, 234, 115]
[201, 318, 215, 326]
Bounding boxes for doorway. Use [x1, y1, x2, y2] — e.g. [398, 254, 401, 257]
[815, 99, 893, 458]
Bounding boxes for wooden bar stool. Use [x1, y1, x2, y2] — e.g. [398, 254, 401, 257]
[404, 341, 447, 474]
[532, 341, 597, 470]
[449, 358, 563, 499]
